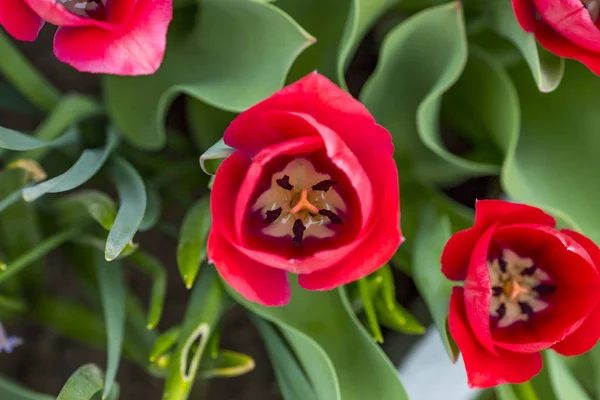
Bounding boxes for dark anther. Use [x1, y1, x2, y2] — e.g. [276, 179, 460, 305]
[319, 209, 343, 224]
[519, 302, 535, 317]
[292, 219, 306, 247]
[521, 265, 537, 276]
[534, 284, 557, 297]
[311, 180, 338, 192]
[276, 175, 294, 191]
[492, 287, 503, 297]
[496, 303, 506, 319]
[263, 207, 282, 224]
[498, 258, 507, 273]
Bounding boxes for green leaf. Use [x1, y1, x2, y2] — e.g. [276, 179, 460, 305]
[0, 375, 54, 400]
[199, 139, 234, 176]
[374, 297, 425, 335]
[546, 351, 592, 400]
[228, 279, 408, 400]
[198, 350, 255, 378]
[495, 385, 520, 400]
[0, 229, 75, 286]
[361, 2, 481, 183]
[0, 126, 77, 151]
[177, 197, 211, 288]
[128, 250, 167, 330]
[186, 98, 236, 152]
[162, 268, 230, 400]
[104, 0, 314, 149]
[95, 255, 126, 399]
[337, 0, 399, 89]
[53, 191, 117, 231]
[489, 0, 564, 93]
[139, 185, 162, 232]
[105, 157, 147, 261]
[412, 207, 459, 362]
[502, 61, 600, 243]
[150, 326, 181, 363]
[57, 364, 105, 400]
[253, 317, 317, 400]
[357, 276, 383, 343]
[21, 130, 118, 202]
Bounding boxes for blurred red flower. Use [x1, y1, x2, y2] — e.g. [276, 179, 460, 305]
[0, 0, 172, 75]
[512, 0, 600, 75]
[442, 200, 600, 388]
[208, 72, 403, 306]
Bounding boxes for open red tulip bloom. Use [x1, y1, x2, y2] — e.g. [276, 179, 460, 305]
[0, 0, 172, 75]
[442, 200, 600, 388]
[207, 72, 403, 306]
[512, 0, 600, 75]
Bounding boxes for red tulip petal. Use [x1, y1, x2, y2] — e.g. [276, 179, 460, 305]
[224, 72, 392, 157]
[512, 0, 539, 31]
[449, 287, 543, 389]
[211, 151, 252, 244]
[0, 0, 43, 41]
[53, 0, 172, 75]
[533, 0, 600, 52]
[551, 230, 600, 355]
[298, 150, 402, 290]
[442, 200, 555, 281]
[464, 224, 498, 355]
[24, 0, 102, 26]
[208, 231, 290, 306]
[491, 225, 600, 353]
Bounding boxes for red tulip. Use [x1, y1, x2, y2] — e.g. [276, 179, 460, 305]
[0, 0, 172, 75]
[442, 200, 600, 388]
[207, 72, 403, 306]
[512, 0, 600, 75]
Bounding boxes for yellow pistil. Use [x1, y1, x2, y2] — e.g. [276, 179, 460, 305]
[504, 279, 530, 302]
[289, 188, 319, 214]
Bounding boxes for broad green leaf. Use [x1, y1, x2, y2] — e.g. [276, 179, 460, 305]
[186, 98, 236, 152]
[589, 344, 600, 399]
[358, 276, 383, 343]
[337, 0, 399, 89]
[198, 350, 255, 378]
[95, 255, 126, 399]
[489, 0, 564, 92]
[0, 375, 54, 400]
[150, 326, 181, 363]
[412, 207, 459, 362]
[53, 191, 117, 231]
[502, 61, 600, 243]
[361, 2, 480, 184]
[104, 0, 314, 149]
[229, 279, 408, 400]
[0, 126, 77, 151]
[57, 364, 116, 400]
[253, 317, 317, 400]
[105, 157, 147, 261]
[128, 250, 167, 329]
[162, 268, 230, 400]
[199, 140, 234, 176]
[546, 351, 592, 400]
[177, 197, 211, 288]
[22, 130, 118, 202]
[139, 185, 162, 232]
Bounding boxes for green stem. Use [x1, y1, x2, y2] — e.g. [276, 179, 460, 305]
[0, 229, 76, 286]
[0, 31, 61, 113]
[514, 381, 539, 400]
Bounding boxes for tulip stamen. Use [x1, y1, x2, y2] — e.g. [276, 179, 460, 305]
[312, 180, 338, 192]
[276, 175, 294, 191]
[488, 248, 555, 328]
[263, 207, 282, 224]
[292, 219, 306, 247]
[58, 0, 107, 20]
[318, 209, 343, 224]
[290, 189, 319, 214]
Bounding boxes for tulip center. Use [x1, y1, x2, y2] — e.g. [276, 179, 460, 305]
[252, 158, 347, 247]
[488, 248, 556, 328]
[583, 0, 600, 22]
[58, 0, 107, 20]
